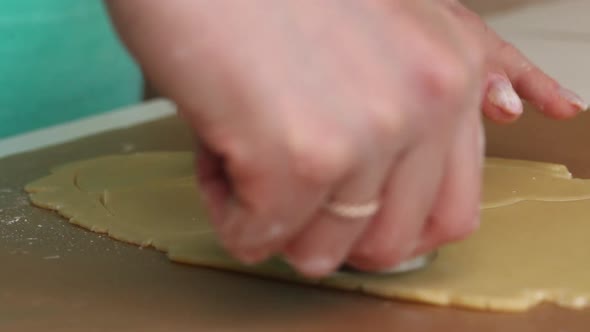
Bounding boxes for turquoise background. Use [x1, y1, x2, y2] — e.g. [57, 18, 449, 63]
[0, 0, 143, 139]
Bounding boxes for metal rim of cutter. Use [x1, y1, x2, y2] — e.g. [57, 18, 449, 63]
[339, 251, 438, 275]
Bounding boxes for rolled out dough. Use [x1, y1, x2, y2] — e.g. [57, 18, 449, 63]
[25, 152, 590, 312]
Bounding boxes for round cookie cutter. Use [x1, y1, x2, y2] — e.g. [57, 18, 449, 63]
[339, 251, 438, 275]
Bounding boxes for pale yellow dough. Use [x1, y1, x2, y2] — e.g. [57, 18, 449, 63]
[25, 152, 590, 312]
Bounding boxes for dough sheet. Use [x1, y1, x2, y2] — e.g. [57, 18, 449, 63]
[25, 152, 590, 312]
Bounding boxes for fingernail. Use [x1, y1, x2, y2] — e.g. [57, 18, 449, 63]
[234, 223, 283, 249]
[487, 78, 523, 116]
[234, 248, 269, 265]
[559, 87, 588, 111]
[287, 255, 335, 278]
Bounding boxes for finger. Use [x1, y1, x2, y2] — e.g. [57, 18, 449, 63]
[217, 124, 356, 264]
[440, 1, 587, 118]
[346, 142, 446, 271]
[482, 72, 523, 124]
[282, 153, 393, 278]
[497, 41, 587, 118]
[413, 109, 483, 256]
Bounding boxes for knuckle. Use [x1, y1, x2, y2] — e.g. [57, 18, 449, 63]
[365, 101, 405, 141]
[422, 56, 471, 103]
[287, 131, 355, 186]
[421, 47, 477, 110]
[209, 131, 258, 176]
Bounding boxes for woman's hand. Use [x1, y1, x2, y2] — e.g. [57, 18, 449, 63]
[107, 0, 584, 277]
[440, 0, 587, 123]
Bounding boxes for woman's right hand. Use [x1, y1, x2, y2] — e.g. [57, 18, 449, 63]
[106, 0, 582, 277]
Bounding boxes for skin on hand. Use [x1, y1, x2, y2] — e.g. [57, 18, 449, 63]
[106, 0, 585, 278]
[438, 0, 587, 123]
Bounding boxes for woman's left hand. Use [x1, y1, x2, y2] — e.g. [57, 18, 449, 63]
[442, 0, 587, 123]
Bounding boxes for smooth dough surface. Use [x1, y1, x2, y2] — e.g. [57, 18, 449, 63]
[25, 152, 590, 312]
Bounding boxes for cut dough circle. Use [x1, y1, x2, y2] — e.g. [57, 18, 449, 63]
[25, 152, 590, 312]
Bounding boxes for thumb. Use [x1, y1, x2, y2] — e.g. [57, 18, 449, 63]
[483, 71, 523, 124]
